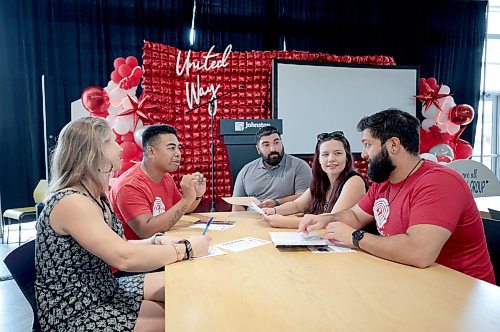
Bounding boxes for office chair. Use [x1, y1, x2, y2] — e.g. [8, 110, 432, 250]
[482, 217, 500, 286]
[3, 239, 41, 331]
[488, 208, 500, 221]
[2, 180, 47, 244]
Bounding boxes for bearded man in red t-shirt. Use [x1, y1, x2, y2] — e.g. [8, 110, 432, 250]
[299, 108, 495, 284]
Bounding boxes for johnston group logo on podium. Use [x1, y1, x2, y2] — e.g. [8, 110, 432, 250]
[235, 122, 245, 131]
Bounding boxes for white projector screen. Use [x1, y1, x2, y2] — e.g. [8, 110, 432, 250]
[272, 60, 419, 154]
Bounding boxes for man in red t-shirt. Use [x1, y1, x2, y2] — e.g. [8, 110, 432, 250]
[299, 108, 495, 284]
[109, 124, 206, 240]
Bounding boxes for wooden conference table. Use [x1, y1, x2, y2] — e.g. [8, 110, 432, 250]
[165, 211, 500, 332]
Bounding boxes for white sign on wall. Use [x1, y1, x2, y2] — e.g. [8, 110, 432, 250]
[447, 159, 500, 197]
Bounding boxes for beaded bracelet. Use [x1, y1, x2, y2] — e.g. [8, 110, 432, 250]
[172, 244, 181, 261]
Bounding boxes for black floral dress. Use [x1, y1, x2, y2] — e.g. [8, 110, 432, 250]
[35, 189, 145, 331]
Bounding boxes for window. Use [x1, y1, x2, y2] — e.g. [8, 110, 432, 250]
[473, 1, 500, 178]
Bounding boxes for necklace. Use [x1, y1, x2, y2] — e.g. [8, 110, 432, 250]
[79, 181, 108, 215]
[386, 159, 423, 206]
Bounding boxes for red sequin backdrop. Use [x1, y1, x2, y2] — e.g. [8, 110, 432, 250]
[141, 41, 395, 201]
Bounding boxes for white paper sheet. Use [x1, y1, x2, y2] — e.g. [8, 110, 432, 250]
[189, 223, 235, 231]
[216, 237, 270, 252]
[248, 202, 265, 215]
[269, 231, 329, 247]
[193, 246, 227, 259]
[222, 196, 261, 206]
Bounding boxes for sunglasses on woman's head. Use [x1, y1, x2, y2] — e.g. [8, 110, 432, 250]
[317, 131, 344, 141]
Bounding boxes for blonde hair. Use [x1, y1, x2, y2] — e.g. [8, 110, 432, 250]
[49, 117, 113, 194]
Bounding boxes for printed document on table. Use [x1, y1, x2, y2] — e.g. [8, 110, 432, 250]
[269, 231, 329, 247]
[193, 246, 227, 259]
[222, 196, 261, 206]
[216, 237, 270, 252]
[189, 223, 235, 231]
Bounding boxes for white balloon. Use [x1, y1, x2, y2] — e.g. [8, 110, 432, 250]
[421, 119, 436, 131]
[422, 104, 440, 120]
[127, 86, 138, 96]
[113, 115, 134, 135]
[109, 89, 126, 105]
[134, 125, 151, 148]
[420, 153, 438, 162]
[446, 123, 461, 135]
[107, 105, 123, 116]
[106, 114, 117, 126]
[122, 97, 133, 111]
[437, 109, 449, 124]
[439, 85, 450, 95]
[107, 80, 118, 89]
[442, 99, 456, 113]
[429, 143, 455, 159]
[436, 122, 449, 133]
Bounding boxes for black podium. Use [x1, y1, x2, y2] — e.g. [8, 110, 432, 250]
[220, 119, 283, 186]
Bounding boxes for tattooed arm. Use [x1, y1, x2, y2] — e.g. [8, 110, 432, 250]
[126, 198, 194, 239]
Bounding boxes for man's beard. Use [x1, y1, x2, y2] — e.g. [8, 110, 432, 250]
[367, 146, 396, 183]
[263, 151, 283, 166]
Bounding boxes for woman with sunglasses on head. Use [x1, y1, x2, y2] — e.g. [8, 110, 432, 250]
[262, 131, 368, 228]
[35, 117, 211, 331]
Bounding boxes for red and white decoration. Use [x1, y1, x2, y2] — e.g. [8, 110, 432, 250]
[417, 77, 475, 163]
[80, 41, 395, 199]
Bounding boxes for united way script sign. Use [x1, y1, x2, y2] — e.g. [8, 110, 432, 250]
[447, 159, 500, 197]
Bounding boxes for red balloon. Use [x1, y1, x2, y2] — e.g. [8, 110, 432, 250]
[125, 56, 139, 68]
[132, 67, 143, 78]
[110, 70, 122, 84]
[426, 77, 439, 90]
[455, 139, 473, 160]
[449, 104, 474, 125]
[118, 63, 132, 78]
[121, 132, 135, 142]
[437, 155, 452, 163]
[113, 57, 126, 69]
[120, 140, 141, 160]
[81, 86, 110, 114]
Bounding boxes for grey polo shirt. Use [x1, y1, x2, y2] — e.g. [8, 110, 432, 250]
[232, 154, 312, 202]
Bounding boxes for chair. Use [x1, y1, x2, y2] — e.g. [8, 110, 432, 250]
[2, 180, 47, 244]
[3, 239, 41, 331]
[482, 218, 500, 286]
[488, 208, 500, 221]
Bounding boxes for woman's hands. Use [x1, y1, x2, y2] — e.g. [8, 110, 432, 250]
[187, 235, 211, 257]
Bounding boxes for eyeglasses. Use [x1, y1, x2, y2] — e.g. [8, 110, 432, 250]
[317, 131, 344, 141]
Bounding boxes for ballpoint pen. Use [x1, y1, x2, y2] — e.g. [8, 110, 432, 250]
[202, 217, 214, 235]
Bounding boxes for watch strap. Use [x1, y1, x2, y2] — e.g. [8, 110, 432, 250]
[352, 230, 365, 248]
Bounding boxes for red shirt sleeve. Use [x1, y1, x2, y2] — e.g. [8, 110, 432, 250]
[408, 171, 466, 232]
[115, 183, 153, 223]
[357, 183, 378, 216]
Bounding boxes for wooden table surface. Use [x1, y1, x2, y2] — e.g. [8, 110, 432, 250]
[165, 211, 500, 332]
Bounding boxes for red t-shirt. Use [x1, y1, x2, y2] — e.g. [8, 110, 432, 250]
[108, 164, 182, 240]
[358, 160, 495, 284]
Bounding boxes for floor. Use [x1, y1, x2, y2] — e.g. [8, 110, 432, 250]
[0, 221, 36, 332]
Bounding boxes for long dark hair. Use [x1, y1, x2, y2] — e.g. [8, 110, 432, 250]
[304, 134, 354, 214]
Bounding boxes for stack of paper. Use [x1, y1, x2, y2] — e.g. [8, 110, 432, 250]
[269, 232, 329, 247]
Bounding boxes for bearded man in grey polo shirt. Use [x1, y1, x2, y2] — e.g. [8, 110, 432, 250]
[232, 126, 312, 211]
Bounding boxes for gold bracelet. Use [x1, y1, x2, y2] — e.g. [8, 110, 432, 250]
[172, 244, 181, 262]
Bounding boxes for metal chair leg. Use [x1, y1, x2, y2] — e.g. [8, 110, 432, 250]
[18, 220, 22, 246]
[6, 217, 11, 244]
